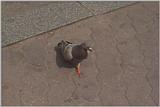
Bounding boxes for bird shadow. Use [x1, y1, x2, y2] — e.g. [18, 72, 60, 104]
[54, 45, 75, 69]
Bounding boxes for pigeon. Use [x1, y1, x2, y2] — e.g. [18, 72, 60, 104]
[57, 40, 92, 77]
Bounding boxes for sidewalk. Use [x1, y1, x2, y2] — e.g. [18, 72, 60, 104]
[2, 2, 159, 106]
[2, 1, 135, 47]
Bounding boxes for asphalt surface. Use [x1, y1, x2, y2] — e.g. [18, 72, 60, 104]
[2, 2, 159, 106]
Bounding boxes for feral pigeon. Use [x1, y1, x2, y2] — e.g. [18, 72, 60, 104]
[57, 40, 92, 77]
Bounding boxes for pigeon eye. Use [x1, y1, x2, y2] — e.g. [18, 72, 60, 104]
[58, 43, 62, 47]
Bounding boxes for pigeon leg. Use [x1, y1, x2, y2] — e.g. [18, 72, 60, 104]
[76, 63, 80, 77]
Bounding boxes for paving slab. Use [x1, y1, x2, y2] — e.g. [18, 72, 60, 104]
[1, 1, 93, 47]
[2, 2, 159, 106]
[2, 1, 135, 47]
[79, 1, 135, 15]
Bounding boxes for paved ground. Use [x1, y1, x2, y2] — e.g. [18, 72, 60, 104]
[2, 1, 135, 47]
[2, 2, 159, 106]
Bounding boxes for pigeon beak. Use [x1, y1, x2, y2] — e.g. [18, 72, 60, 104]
[88, 47, 93, 52]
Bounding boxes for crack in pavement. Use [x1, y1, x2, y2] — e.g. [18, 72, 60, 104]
[77, 1, 95, 16]
[44, 36, 78, 104]
[127, 14, 156, 105]
[64, 74, 78, 103]
[114, 44, 131, 106]
[71, 76, 78, 100]
[46, 82, 51, 105]
[44, 67, 51, 105]
[141, 47, 157, 105]
[108, 24, 131, 105]
[94, 54, 104, 105]
[14, 52, 26, 106]
[93, 51, 104, 105]
[89, 28, 104, 105]
[19, 89, 24, 105]
[141, 4, 158, 23]
[20, 40, 50, 105]
[3, 3, 158, 106]
[44, 45, 52, 105]
[142, 53, 157, 105]
[124, 85, 130, 106]
[130, 21, 156, 105]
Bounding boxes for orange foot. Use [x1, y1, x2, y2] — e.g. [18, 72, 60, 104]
[76, 64, 80, 77]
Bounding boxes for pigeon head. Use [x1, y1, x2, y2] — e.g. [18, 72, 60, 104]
[57, 40, 64, 47]
[80, 42, 93, 53]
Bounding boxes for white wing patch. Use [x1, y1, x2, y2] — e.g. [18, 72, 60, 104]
[63, 44, 73, 61]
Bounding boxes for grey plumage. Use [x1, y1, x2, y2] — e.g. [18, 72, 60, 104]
[57, 40, 92, 67]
